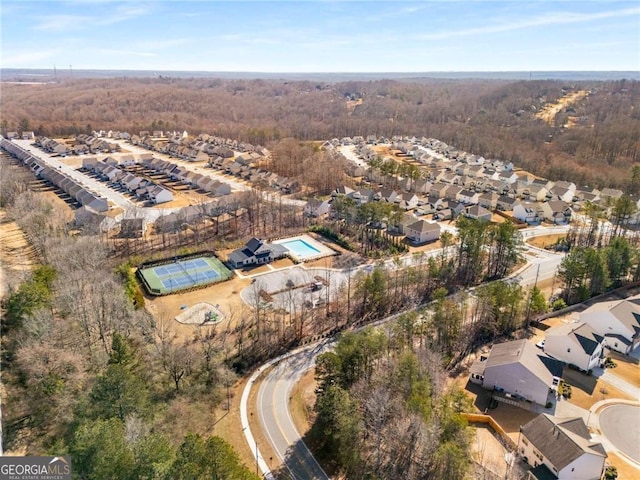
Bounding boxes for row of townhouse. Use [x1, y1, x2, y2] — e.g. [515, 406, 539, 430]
[1, 138, 109, 212]
[85, 158, 174, 205]
[207, 156, 301, 194]
[140, 156, 232, 197]
[75, 134, 120, 154]
[4, 131, 35, 140]
[34, 136, 69, 156]
[130, 131, 270, 162]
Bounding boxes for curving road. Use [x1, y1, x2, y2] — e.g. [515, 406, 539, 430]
[598, 405, 640, 462]
[257, 342, 332, 480]
[245, 226, 569, 479]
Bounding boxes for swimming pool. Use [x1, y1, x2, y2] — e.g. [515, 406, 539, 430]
[281, 239, 321, 259]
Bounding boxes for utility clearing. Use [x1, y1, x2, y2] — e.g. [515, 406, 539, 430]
[0, 210, 38, 299]
[535, 90, 589, 126]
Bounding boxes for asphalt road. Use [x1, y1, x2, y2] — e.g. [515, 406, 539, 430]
[257, 342, 332, 480]
[598, 405, 640, 462]
[12, 140, 182, 222]
[248, 226, 569, 479]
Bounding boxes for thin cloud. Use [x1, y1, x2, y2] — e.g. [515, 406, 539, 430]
[416, 6, 640, 41]
[95, 48, 158, 57]
[99, 4, 150, 25]
[33, 14, 93, 32]
[3, 49, 63, 66]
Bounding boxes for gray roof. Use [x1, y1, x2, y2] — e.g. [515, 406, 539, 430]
[583, 299, 640, 339]
[520, 414, 606, 471]
[546, 322, 604, 356]
[406, 219, 440, 234]
[483, 339, 563, 380]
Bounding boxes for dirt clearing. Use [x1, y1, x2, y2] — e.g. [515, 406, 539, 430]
[535, 90, 589, 125]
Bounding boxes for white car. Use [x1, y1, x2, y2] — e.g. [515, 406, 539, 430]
[535, 340, 545, 349]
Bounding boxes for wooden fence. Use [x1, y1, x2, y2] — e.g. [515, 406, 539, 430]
[462, 413, 518, 450]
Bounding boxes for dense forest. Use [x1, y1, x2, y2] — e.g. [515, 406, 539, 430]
[2, 77, 639, 189]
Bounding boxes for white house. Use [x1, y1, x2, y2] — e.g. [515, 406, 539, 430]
[304, 198, 331, 218]
[149, 186, 174, 205]
[580, 298, 640, 354]
[227, 237, 288, 269]
[404, 219, 441, 244]
[457, 189, 480, 205]
[513, 201, 540, 224]
[544, 322, 605, 372]
[469, 340, 562, 406]
[518, 414, 606, 480]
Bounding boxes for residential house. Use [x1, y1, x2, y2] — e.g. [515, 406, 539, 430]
[599, 188, 624, 204]
[518, 414, 606, 480]
[550, 186, 575, 203]
[513, 201, 540, 224]
[404, 219, 441, 244]
[352, 188, 375, 205]
[443, 185, 463, 201]
[120, 218, 148, 238]
[478, 192, 499, 210]
[399, 192, 419, 210]
[304, 198, 331, 218]
[580, 298, 640, 354]
[497, 195, 517, 211]
[82, 157, 99, 170]
[207, 181, 232, 197]
[430, 182, 449, 199]
[498, 171, 519, 184]
[375, 189, 400, 204]
[464, 205, 492, 221]
[148, 186, 173, 205]
[227, 237, 288, 269]
[528, 184, 552, 202]
[469, 339, 562, 405]
[544, 322, 605, 372]
[332, 185, 355, 197]
[457, 189, 480, 205]
[539, 201, 572, 224]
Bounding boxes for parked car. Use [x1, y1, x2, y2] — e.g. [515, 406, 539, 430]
[535, 340, 545, 349]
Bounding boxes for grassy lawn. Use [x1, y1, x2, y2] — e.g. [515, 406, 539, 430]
[606, 351, 640, 388]
[563, 367, 635, 410]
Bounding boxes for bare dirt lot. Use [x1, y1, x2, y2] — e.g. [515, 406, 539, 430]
[0, 210, 38, 298]
[144, 274, 252, 342]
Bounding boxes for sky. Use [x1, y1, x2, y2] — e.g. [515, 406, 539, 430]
[1, 0, 639, 72]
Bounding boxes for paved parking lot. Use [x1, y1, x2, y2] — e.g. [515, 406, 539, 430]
[240, 266, 351, 312]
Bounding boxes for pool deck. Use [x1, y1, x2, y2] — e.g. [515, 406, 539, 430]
[272, 234, 337, 262]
